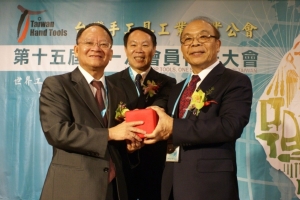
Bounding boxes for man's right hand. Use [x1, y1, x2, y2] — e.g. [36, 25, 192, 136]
[108, 121, 145, 142]
[143, 106, 173, 144]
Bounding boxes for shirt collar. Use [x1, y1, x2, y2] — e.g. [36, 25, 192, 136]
[78, 66, 106, 89]
[192, 60, 220, 81]
[130, 66, 151, 82]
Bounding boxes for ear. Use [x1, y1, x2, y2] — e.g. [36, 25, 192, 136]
[124, 46, 129, 56]
[74, 45, 79, 57]
[109, 49, 113, 61]
[151, 46, 156, 57]
[216, 39, 221, 53]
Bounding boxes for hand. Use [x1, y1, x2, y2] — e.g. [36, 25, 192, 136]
[143, 106, 173, 144]
[126, 139, 145, 153]
[108, 121, 145, 142]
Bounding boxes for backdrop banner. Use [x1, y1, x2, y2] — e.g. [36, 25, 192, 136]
[1, 0, 300, 199]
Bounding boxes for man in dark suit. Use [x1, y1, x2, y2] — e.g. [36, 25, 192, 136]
[107, 27, 176, 200]
[39, 23, 145, 200]
[144, 16, 253, 200]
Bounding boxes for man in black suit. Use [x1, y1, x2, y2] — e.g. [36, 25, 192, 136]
[39, 23, 145, 200]
[144, 16, 253, 200]
[107, 27, 176, 200]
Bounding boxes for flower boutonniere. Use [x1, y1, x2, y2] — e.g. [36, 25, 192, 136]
[188, 87, 217, 116]
[115, 102, 129, 121]
[142, 80, 159, 99]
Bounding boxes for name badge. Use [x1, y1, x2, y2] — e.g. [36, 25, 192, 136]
[166, 144, 179, 162]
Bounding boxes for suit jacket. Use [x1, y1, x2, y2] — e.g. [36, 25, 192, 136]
[107, 67, 176, 200]
[162, 63, 252, 200]
[39, 67, 128, 200]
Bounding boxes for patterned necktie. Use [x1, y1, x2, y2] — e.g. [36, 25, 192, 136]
[135, 74, 143, 94]
[91, 81, 115, 182]
[178, 75, 200, 118]
[91, 81, 108, 126]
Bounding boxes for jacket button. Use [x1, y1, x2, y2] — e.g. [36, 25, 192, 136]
[103, 167, 109, 172]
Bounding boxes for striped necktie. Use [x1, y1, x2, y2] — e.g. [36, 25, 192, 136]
[178, 75, 200, 118]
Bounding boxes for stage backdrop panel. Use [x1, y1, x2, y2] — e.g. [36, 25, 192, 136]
[1, 0, 300, 199]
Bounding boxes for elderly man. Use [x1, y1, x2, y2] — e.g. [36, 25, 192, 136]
[39, 23, 145, 200]
[144, 16, 253, 200]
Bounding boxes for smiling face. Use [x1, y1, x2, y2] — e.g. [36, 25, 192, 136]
[74, 25, 113, 79]
[181, 20, 221, 73]
[125, 30, 156, 73]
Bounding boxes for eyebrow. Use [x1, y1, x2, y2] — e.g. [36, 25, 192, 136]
[84, 38, 110, 41]
[129, 40, 151, 44]
[182, 30, 211, 37]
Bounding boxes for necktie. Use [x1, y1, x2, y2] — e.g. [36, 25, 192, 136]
[178, 75, 200, 118]
[91, 81, 108, 126]
[91, 81, 115, 182]
[135, 74, 143, 94]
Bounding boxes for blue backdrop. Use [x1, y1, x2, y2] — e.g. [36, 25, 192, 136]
[1, 0, 300, 199]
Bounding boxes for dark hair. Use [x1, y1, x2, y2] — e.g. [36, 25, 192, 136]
[76, 23, 113, 45]
[123, 27, 157, 47]
[184, 16, 221, 39]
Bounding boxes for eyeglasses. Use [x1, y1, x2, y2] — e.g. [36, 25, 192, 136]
[180, 35, 217, 46]
[78, 40, 111, 49]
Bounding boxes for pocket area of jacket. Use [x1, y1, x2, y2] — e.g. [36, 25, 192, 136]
[51, 149, 83, 170]
[196, 158, 234, 172]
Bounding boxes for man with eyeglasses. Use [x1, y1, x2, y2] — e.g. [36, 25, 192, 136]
[39, 23, 145, 200]
[144, 16, 253, 199]
[107, 27, 176, 200]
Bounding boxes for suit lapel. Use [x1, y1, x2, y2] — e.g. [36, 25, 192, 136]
[71, 68, 105, 127]
[198, 63, 225, 92]
[169, 80, 186, 118]
[144, 68, 156, 82]
[172, 64, 225, 119]
[119, 68, 145, 109]
[137, 68, 159, 106]
[186, 63, 225, 119]
[121, 68, 139, 102]
[106, 80, 118, 128]
[144, 68, 160, 86]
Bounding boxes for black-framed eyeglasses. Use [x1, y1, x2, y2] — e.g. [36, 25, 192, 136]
[180, 35, 217, 46]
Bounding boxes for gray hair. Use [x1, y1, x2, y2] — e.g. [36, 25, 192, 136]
[184, 16, 221, 39]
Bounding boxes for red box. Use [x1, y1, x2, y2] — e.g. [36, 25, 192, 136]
[125, 108, 158, 138]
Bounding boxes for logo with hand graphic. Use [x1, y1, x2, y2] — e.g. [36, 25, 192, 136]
[17, 5, 46, 43]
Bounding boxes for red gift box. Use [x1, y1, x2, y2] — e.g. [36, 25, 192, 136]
[125, 108, 158, 138]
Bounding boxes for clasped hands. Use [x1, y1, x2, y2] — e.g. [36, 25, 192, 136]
[109, 106, 173, 152]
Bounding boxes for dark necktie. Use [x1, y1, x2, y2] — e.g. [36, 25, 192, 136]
[178, 75, 200, 118]
[135, 74, 143, 94]
[91, 81, 115, 182]
[91, 81, 108, 126]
